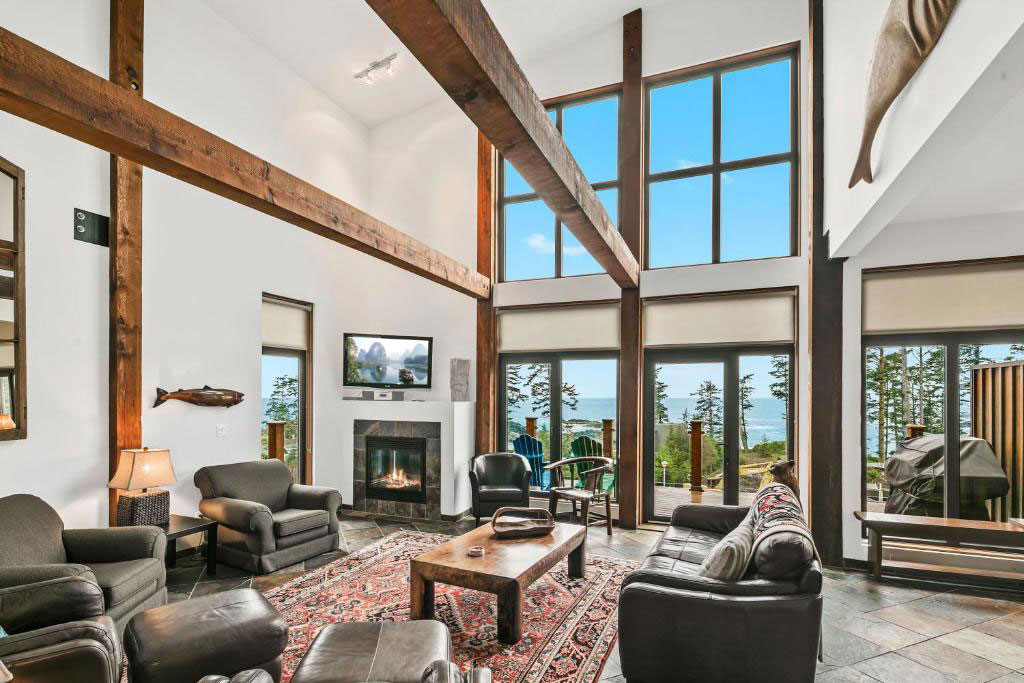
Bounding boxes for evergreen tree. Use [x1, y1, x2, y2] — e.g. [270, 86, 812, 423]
[769, 354, 790, 432]
[691, 380, 723, 442]
[739, 372, 754, 451]
[654, 366, 669, 424]
[264, 375, 299, 464]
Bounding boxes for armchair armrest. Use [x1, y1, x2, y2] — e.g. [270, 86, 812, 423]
[63, 526, 167, 564]
[288, 485, 343, 533]
[199, 497, 272, 534]
[0, 615, 120, 683]
[0, 563, 96, 589]
[670, 504, 749, 535]
[0, 576, 104, 634]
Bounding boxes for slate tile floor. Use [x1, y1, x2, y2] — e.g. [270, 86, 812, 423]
[166, 513, 1024, 683]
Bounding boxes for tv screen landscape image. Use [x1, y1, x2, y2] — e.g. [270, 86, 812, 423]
[344, 333, 433, 389]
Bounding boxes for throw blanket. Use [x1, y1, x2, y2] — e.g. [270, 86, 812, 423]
[748, 483, 819, 567]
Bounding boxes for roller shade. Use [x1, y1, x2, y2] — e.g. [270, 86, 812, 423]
[498, 303, 619, 352]
[261, 299, 309, 350]
[643, 291, 795, 347]
[863, 263, 1024, 334]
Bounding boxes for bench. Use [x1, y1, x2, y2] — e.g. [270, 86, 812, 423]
[853, 511, 1024, 580]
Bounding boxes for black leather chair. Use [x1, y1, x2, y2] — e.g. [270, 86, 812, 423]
[618, 504, 822, 683]
[468, 453, 531, 526]
[194, 460, 342, 574]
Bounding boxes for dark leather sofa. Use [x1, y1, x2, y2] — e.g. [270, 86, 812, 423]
[618, 504, 822, 683]
[194, 460, 343, 574]
[468, 453, 531, 525]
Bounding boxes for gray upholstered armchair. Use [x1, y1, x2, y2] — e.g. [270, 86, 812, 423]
[194, 460, 342, 574]
[468, 453, 532, 526]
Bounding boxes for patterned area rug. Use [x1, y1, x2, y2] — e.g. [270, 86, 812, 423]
[263, 530, 637, 683]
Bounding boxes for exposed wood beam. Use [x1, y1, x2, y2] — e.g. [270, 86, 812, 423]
[617, 9, 643, 529]
[366, 0, 640, 289]
[809, 0, 844, 565]
[475, 132, 497, 455]
[0, 27, 489, 300]
[108, 0, 144, 527]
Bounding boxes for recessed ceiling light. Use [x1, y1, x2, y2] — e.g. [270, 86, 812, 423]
[354, 53, 398, 86]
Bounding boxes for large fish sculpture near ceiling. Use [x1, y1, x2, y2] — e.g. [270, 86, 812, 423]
[153, 386, 244, 408]
[848, 0, 959, 188]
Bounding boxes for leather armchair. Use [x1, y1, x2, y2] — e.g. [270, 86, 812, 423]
[0, 494, 167, 635]
[468, 453, 532, 526]
[194, 460, 342, 574]
[618, 504, 823, 683]
[0, 573, 122, 682]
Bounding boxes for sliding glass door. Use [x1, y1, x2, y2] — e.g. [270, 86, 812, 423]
[644, 346, 793, 522]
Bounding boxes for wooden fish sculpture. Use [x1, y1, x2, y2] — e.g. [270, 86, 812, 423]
[153, 385, 244, 408]
[849, 0, 958, 188]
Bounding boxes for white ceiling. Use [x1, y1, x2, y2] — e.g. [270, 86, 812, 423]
[895, 83, 1024, 224]
[201, 0, 659, 128]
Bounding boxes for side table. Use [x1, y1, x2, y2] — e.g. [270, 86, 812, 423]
[159, 514, 218, 576]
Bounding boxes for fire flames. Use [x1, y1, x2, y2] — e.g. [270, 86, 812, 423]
[375, 466, 420, 490]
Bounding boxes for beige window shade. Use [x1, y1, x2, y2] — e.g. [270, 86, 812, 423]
[498, 304, 620, 352]
[643, 292, 795, 347]
[261, 299, 309, 350]
[863, 263, 1024, 334]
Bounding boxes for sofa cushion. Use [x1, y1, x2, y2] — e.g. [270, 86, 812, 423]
[754, 531, 815, 580]
[477, 485, 525, 503]
[87, 558, 164, 608]
[272, 509, 328, 537]
[696, 513, 754, 581]
[648, 525, 724, 566]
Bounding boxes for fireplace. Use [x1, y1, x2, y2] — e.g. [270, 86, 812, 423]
[365, 436, 427, 505]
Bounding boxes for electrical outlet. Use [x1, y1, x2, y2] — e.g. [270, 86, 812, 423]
[216, 424, 227, 437]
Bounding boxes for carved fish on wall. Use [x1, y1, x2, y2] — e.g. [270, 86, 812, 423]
[849, 0, 959, 188]
[153, 386, 244, 408]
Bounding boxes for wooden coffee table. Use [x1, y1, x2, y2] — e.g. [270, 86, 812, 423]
[409, 522, 586, 644]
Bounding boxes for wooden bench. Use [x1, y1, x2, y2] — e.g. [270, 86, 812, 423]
[854, 511, 1024, 580]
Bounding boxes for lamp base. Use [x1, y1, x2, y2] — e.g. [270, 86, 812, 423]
[116, 489, 170, 526]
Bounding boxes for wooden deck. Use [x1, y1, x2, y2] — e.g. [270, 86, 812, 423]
[652, 486, 758, 519]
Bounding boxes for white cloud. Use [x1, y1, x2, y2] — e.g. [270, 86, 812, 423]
[525, 233, 555, 254]
[563, 244, 587, 256]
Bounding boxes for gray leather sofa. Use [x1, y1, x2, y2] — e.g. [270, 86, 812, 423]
[468, 452, 531, 525]
[0, 494, 167, 632]
[618, 504, 822, 683]
[194, 460, 343, 574]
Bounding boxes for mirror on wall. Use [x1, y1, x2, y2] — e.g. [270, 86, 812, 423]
[0, 155, 25, 438]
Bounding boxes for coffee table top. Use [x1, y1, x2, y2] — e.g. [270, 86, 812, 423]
[412, 522, 585, 587]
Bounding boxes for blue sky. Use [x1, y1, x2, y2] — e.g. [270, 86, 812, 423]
[505, 57, 792, 278]
[261, 354, 298, 400]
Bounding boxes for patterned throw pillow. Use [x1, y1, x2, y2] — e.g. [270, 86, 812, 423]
[696, 511, 754, 581]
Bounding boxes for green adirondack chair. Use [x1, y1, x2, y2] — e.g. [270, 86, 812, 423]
[568, 435, 616, 494]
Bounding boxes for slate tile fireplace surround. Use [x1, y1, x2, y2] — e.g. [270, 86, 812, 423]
[353, 420, 441, 520]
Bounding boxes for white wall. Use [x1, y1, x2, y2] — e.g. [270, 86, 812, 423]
[0, 0, 476, 527]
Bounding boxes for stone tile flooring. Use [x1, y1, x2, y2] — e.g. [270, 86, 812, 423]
[166, 513, 1024, 683]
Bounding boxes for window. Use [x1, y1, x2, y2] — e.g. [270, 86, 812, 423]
[261, 295, 313, 483]
[500, 91, 620, 281]
[646, 49, 797, 268]
[0, 155, 24, 439]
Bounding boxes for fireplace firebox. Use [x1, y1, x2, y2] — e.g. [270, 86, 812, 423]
[365, 436, 427, 504]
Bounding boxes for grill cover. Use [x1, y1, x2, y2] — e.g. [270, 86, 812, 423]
[884, 434, 1010, 520]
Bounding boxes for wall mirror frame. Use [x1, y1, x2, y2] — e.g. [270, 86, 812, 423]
[0, 154, 26, 440]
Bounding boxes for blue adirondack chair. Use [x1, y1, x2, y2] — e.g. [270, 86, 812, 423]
[512, 433, 546, 489]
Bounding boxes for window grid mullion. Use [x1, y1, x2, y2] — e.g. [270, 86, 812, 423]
[712, 72, 722, 264]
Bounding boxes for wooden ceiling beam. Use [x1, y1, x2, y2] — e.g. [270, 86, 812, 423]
[0, 27, 489, 300]
[366, 0, 640, 289]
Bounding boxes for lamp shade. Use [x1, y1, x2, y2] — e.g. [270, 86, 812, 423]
[0, 414, 15, 430]
[108, 448, 175, 490]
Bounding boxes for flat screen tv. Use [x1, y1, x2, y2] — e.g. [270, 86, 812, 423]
[343, 333, 433, 389]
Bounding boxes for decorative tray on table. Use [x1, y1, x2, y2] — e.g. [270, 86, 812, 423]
[490, 507, 555, 539]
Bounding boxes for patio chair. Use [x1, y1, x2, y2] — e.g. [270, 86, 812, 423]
[512, 433, 546, 489]
[544, 456, 614, 535]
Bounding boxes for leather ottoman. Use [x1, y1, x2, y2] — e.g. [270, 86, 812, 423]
[291, 621, 449, 683]
[124, 588, 287, 683]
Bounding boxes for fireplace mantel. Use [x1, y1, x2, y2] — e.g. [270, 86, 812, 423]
[319, 400, 475, 521]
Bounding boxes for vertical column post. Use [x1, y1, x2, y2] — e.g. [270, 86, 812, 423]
[617, 8, 643, 529]
[475, 132, 497, 455]
[109, 0, 144, 527]
[689, 419, 704, 494]
[267, 421, 285, 462]
[602, 418, 614, 457]
[525, 417, 538, 438]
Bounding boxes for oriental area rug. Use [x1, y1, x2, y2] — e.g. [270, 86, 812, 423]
[263, 530, 636, 683]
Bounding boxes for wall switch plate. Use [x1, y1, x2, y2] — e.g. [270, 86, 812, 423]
[216, 424, 227, 437]
[73, 208, 109, 246]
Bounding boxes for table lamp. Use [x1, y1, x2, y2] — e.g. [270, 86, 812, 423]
[0, 414, 15, 430]
[109, 447, 175, 526]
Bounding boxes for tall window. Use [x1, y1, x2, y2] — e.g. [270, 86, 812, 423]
[261, 296, 313, 483]
[646, 48, 797, 268]
[500, 91, 620, 281]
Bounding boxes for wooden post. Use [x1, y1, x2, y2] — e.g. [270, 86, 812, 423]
[689, 420, 704, 493]
[905, 424, 926, 438]
[475, 132, 498, 455]
[616, 8, 644, 529]
[525, 417, 537, 438]
[602, 419, 614, 458]
[109, 0, 144, 527]
[267, 421, 285, 462]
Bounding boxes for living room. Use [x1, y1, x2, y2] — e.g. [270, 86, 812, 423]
[2, 1, 1024, 682]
